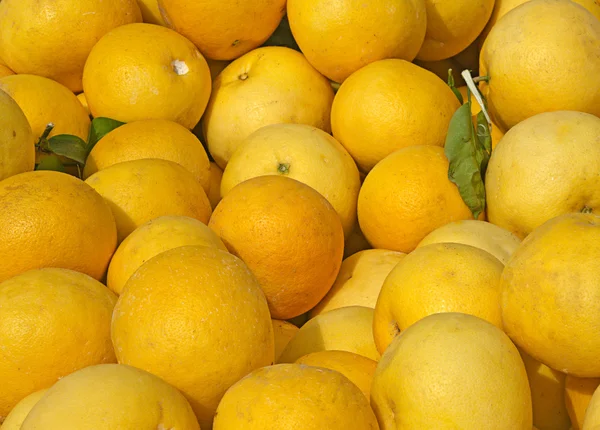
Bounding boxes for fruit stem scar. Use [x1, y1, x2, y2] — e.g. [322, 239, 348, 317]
[171, 59, 189, 76]
[278, 163, 290, 174]
[232, 39, 240, 46]
[581, 206, 593, 214]
[238, 72, 249, 81]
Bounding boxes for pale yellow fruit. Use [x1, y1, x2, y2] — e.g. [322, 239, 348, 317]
[84, 158, 212, 243]
[0, 88, 34, 181]
[501, 212, 600, 377]
[1, 389, 47, 430]
[0, 74, 90, 142]
[0, 0, 142, 93]
[373, 243, 504, 353]
[479, 0, 600, 130]
[583, 386, 600, 429]
[565, 375, 600, 429]
[0, 268, 117, 420]
[220, 123, 361, 236]
[416, 0, 495, 61]
[272, 320, 300, 362]
[76, 92, 91, 116]
[212, 363, 379, 429]
[111, 246, 274, 428]
[519, 349, 571, 430]
[331, 59, 461, 173]
[486, 111, 600, 239]
[310, 249, 405, 318]
[371, 312, 533, 429]
[21, 364, 200, 429]
[107, 215, 227, 295]
[202, 46, 335, 169]
[83, 119, 211, 194]
[416, 220, 522, 265]
[207, 162, 223, 209]
[295, 350, 378, 399]
[277, 306, 380, 363]
[82, 23, 212, 129]
[287, 0, 427, 83]
[136, 0, 166, 25]
[0, 64, 14, 78]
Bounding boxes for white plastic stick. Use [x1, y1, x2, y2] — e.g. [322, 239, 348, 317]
[461, 70, 492, 128]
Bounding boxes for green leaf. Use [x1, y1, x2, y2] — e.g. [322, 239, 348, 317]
[444, 103, 487, 220]
[447, 69, 463, 104]
[476, 110, 492, 170]
[87, 117, 126, 153]
[47, 134, 88, 164]
[36, 154, 66, 173]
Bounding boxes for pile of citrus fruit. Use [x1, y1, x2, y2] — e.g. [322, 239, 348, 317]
[1, 0, 600, 428]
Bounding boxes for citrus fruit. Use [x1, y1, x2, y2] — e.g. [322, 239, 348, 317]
[83, 119, 211, 194]
[371, 312, 533, 429]
[208, 175, 344, 319]
[373, 243, 504, 353]
[82, 23, 212, 129]
[414, 39, 480, 87]
[136, 0, 166, 25]
[501, 212, 600, 377]
[0, 268, 117, 420]
[106, 215, 227, 295]
[207, 161, 223, 209]
[416, 220, 522, 265]
[0, 0, 142, 92]
[212, 364, 379, 430]
[343, 222, 372, 259]
[202, 46, 335, 169]
[0, 64, 14, 78]
[0, 171, 117, 282]
[277, 306, 380, 363]
[331, 59, 460, 173]
[295, 350, 378, 399]
[310, 249, 406, 317]
[357, 145, 477, 254]
[111, 246, 274, 428]
[583, 387, 600, 429]
[220, 123, 361, 237]
[76, 92, 91, 116]
[479, 0, 600, 130]
[21, 364, 200, 430]
[286, 0, 427, 83]
[84, 158, 212, 243]
[158, 0, 286, 60]
[485, 111, 600, 239]
[1, 389, 47, 430]
[272, 319, 300, 362]
[0, 88, 34, 181]
[565, 375, 600, 429]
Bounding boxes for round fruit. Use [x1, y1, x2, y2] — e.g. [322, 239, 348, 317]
[343, 223, 372, 259]
[0, 89, 34, 181]
[485, 111, 600, 239]
[207, 161, 223, 209]
[212, 363, 379, 430]
[295, 350, 378, 399]
[310, 249, 406, 317]
[373, 243, 504, 353]
[565, 375, 600, 429]
[83, 119, 211, 193]
[331, 59, 460, 173]
[0, 0, 142, 92]
[202, 46, 335, 169]
[106, 215, 227, 295]
[416, 0, 495, 61]
[1, 389, 47, 430]
[272, 320, 300, 362]
[479, 0, 600, 130]
[0, 171, 117, 282]
[208, 175, 344, 319]
[82, 23, 212, 129]
[84, 158, 212, 243]
[371, 312, 533, 429]
[0, 64, 14, 78]
[111, 246, 274, 428]
[0, 268, 117, 420]
[357, 145, 476, 253]
[21, 364, 199, 429]
[278, 306, 380, 363]
[0, 74, 91, 142]
[221, 123, 361, 237]
[136, 0, 167, 25]
[583, 387, 600, 429]
[158, 0, 286, 60]
[501, 212, 600, 377]
[416, 220, 522, 265]
[286, 0, 427, 83]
